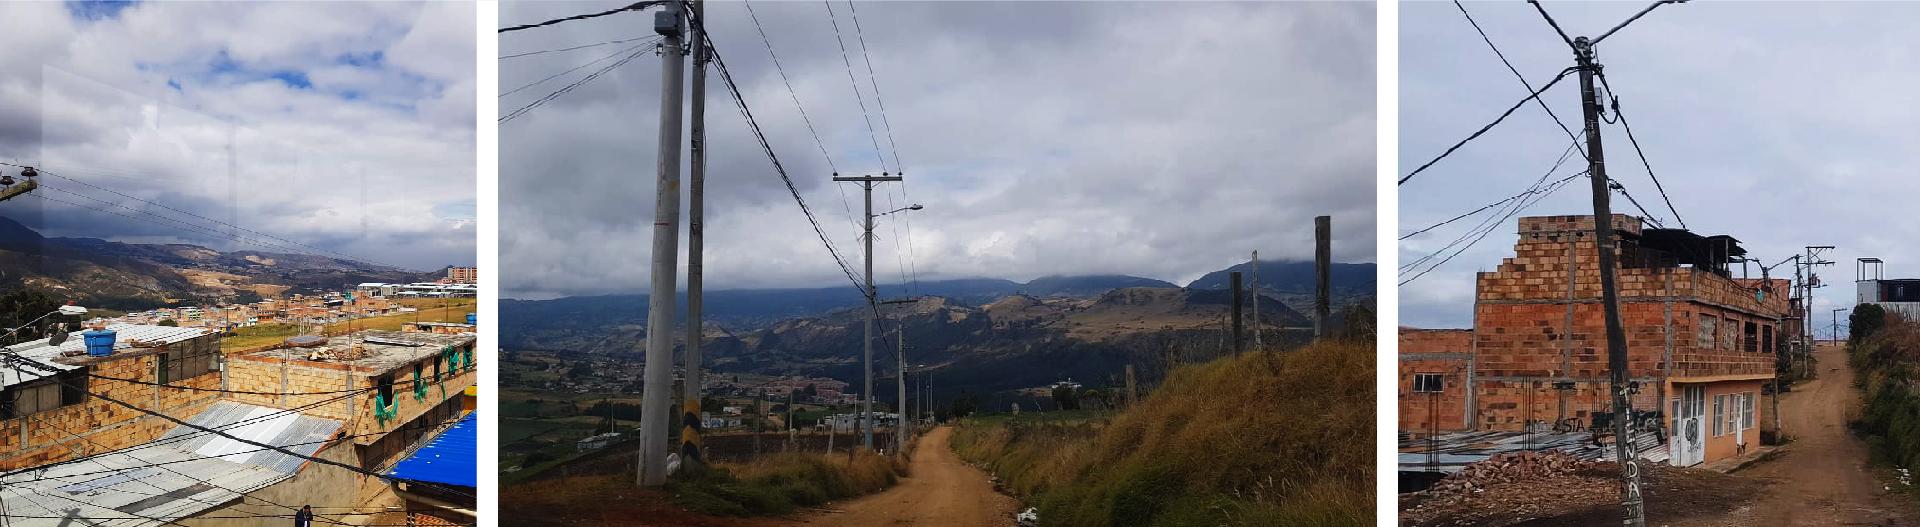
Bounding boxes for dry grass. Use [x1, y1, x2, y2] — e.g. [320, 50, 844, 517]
[952, 341, 1375, 526]
[668, 450, 904, 516]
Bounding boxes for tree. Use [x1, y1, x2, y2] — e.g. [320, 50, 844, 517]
[1051, 384, 1079, 410]
[156, 318, 178, 327]
[0, 289, 60, 344]
[949, 393, 977, 419]
[1852, 303, 1887, 345]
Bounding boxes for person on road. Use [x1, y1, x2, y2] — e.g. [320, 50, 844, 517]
[294, 505, 314, 527]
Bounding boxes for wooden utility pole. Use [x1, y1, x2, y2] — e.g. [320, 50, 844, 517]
[1229, 272, 1244, 356]
[1251, 250, 1262, 350]
[1573, 35, 1645, 526]
[832, 173, 902, 451]
[895, 320, 908, 454]
[679, 0, 709, 472]
[1124, 364, 1137, 408]
[753, 387, 763, 458]
[637, 0, 688, 487]
[1314, 215, 1331, 339]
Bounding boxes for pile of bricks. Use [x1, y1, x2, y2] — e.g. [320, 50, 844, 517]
[1429, 451, 1602, 495]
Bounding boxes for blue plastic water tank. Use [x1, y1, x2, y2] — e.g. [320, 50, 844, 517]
[83, 329, 116, 356]
[466, 313, 476, 325]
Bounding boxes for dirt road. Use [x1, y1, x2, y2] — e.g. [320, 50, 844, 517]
[1693, 342, 1918, 526]
[787, 426, 1019, 527]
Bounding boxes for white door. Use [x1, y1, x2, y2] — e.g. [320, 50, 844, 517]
[1672, 386, 1706, 467]
[1733, 393, 1748, 451]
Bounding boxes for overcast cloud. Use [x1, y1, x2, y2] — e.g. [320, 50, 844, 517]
[500, 1, 1376, 300]
[0, 1, 475, 271]
[1400, 2, 1919, 333]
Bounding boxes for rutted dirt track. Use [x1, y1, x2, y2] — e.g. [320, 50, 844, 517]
[1685, 342, 1918, 526]
[784, 426, 1019, 527]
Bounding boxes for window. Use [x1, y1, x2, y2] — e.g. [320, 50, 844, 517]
[1744, 322, 1759, 353]
[1712, 394, 1725, 436]
[1723, 318, 1739, 351]
[1742, 393, 1756, 429]
[376, 373, 395, 404]
[2, 369, 87, 419]
[1412, 374, 1444, 393]
[1763, 325, 1774, 355]
[1698, 315, 1718, 349]
[161, 337, 219, 384]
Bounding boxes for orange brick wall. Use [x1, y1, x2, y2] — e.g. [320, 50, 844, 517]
[1399, 329, 1471, 433]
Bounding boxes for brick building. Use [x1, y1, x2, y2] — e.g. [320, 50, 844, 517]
[1399, 214, 1787, 467]
[0, 324, 221, 470]
[445, 266, 477, 284]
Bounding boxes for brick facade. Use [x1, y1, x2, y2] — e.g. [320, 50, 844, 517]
[1399, 329, 1471, 434]
[1402, 214, 1786, 466]
[0, 335, 222, 471]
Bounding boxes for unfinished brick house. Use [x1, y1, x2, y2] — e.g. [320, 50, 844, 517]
[0, 324, 221, 470]
[1400, 214, 1787, 467]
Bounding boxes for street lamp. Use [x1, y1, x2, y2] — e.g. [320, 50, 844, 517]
[879, 204, 923, 216]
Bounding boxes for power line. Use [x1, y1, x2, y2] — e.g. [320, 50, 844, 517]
[696, 12, 871, 303]
[1399, 67, 1576, 186]
[501, 45, 655, 124]
[742, 0, 840, 174]
[1401, 169, 1585, 286]
[33, 185, 326, 258]
[822, 1, 888, 171]
[1402, 141, 1581, 275]
[1453, 1, 1585, 158]
[1608, 178, 1664, 228]
[498, 1, 667, 33]
[1596, 71, 1686, 229]
[1595, 0, 1684, 45]
[500, 35, 655, 60]
[844, 0, 904, 171]
[1401, 169, 1586, 241]
[500, 39, 658, 98]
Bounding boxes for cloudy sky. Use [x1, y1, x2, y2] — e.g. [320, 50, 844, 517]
[1400, 2, 1919, 334]
[0, 1, 475, 271]
[500, 1, 1375, 300]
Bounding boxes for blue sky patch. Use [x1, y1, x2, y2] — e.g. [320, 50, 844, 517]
[65, 0, 135, 21]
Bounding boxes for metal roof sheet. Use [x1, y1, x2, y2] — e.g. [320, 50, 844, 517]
[0, 402, 341, 526]
[387, 412, 475, 488]
[0, 324, 209, 389]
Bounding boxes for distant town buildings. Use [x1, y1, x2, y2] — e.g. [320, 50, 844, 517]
[444, 266, 477, 284]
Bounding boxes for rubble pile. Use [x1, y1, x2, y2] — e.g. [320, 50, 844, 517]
[1428, 451, 1603, 494]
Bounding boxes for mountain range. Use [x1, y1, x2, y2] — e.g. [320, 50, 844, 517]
[0, 215, 436, 309]
[502, 261, 1377, 394]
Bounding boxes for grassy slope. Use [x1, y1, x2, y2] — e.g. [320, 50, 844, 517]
[952, 340, 1374, 526]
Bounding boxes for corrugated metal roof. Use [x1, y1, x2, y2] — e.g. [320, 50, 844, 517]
[0, 402, 341, 526]
[1398, 429, 1670, 474]
[387, 412, 475, 488]
[0, 324, 209, 389]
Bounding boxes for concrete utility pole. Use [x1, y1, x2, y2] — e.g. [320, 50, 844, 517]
[1572, 36, 1645, 526]
[1314, 215, 1332, 339]
[1251, 251, 1262, 350]
[895, 318, 908, 454]
[832, 173, 903, 451]
[637, 0, 688, 487]
[1229, 272, 1244, 356]
[678, 0, 709, 473]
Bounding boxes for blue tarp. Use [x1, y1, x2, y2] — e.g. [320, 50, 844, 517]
[388, 412, 476, 488]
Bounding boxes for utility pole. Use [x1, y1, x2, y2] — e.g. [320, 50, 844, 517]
[832, 173, 903, 451]
[678, 0, 709, 474]
[1573, 36, 1644, 526]
[637, 0, 687, 487]
[0, 167, 37, 203]
[1229, 272, 1244, 356]
[895, 318, 908, 454]
[1250, 250, 1262, 350]
[1314, 215, 1332, 340]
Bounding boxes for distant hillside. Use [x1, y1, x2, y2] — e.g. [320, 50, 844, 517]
[1187, 261, 1375, 310]
[0, 215, 434, 309]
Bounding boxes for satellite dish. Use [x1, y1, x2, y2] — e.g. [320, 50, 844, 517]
[47, 324, 68, 346]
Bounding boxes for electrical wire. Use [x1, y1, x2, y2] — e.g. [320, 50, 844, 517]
[1454, 1, 1586, 160]
[822, 1, 888, 172]
[498, 1, 667, 33]
[1400, 169, 1586, 241]
[500, 35, 655, 60]
[1399, 68, 1576, 186]
[500, 39, 659, 98]
[742, 0, 840, 174]
[844, 0, 904, 171]
[694, 9, 873, 304]
[500, 45, 655, 124]
[1596, 71, 1686, 230]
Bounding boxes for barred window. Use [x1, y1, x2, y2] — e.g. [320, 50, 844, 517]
[1412, 374, 1444, 393]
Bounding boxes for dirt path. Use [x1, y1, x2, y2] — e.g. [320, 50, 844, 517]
[1690, 342, 1918, 526]
[786, 426, 1019, 527]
